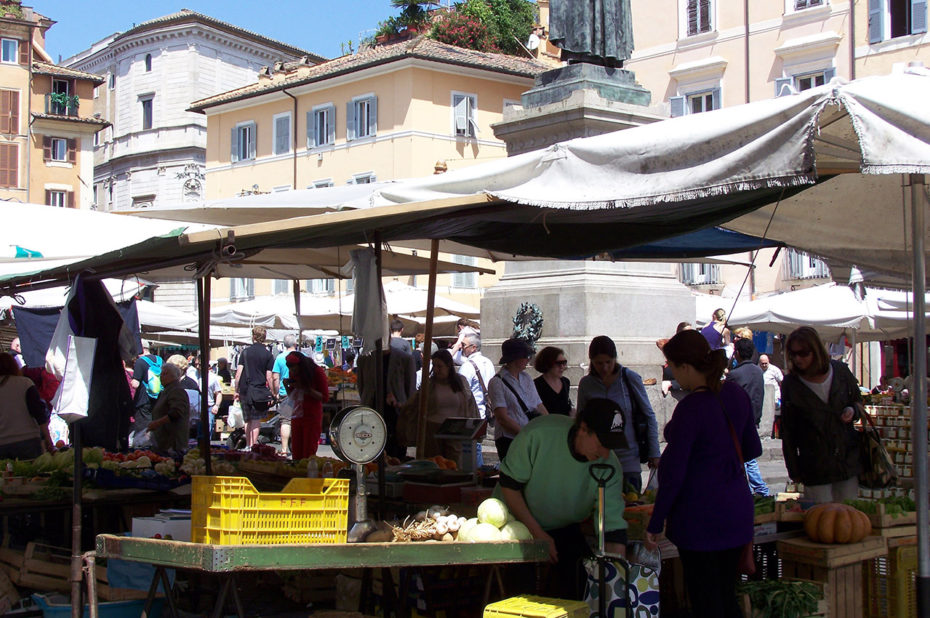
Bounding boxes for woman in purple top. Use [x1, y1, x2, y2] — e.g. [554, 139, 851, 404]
[699, 307, 730, 351]
[646, 329, 761, 618]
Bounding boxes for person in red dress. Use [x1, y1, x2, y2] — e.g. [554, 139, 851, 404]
[284, 351, 329, 459]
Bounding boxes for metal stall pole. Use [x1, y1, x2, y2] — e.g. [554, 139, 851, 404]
[415, 239, 440, 459]
[70, 422, 83, 618]
[910, 173, 929, 616]
[374, 233, 386, 520]
[198, 276, 213, 473]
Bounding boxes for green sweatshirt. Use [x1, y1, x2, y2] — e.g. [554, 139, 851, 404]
[494, 415, 626, 533]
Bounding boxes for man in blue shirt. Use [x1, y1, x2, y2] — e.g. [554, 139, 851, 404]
[272, 334, 297, 457]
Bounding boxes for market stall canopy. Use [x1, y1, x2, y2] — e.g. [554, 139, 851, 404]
[0, 278, 149, 317]
[114, 182, 401, 225]
[0, 203, 206, 282]
[211, 281, 479, 333]
[4, 71, 930, 288]
[694, 283, 930, 341]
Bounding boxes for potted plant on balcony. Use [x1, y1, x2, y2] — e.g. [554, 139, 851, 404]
[49, 92, 80, 115]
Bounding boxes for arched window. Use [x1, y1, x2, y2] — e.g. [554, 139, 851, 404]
[144, 54, 152, 72]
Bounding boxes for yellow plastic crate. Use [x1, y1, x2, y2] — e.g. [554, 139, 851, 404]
[866, 542, 917, 618]
[191, 475, 349, 545]
[484, 596, 589, 618]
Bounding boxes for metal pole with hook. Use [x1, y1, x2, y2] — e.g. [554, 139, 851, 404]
[589, 462, 621, 618]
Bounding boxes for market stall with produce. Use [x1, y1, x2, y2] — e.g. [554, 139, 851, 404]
[3, 71, 930, 615]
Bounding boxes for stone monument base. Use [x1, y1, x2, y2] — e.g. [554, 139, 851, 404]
[480, 261, 696, 432]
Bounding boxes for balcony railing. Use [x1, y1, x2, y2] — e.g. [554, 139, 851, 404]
[45, 94, 79, 117]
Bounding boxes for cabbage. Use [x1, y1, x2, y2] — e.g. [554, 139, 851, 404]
[470, 523, 503, 542]
[500, 521, 533, 541]
[477, 498, 509, 529]
[457, 517, 479, 542]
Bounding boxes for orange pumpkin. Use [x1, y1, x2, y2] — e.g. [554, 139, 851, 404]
[803, 503, 872, 544]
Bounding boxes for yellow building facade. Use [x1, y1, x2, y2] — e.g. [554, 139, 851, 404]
[192, 36, 545, 311]
[0, 6, 106, 209]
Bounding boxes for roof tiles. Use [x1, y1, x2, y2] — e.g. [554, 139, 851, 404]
[190, 36, 548, 112]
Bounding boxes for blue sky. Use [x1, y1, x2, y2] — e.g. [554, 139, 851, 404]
[36, 1, 402, 62]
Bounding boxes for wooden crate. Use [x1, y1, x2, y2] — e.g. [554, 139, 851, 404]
[0, 542, 153, 601]
[740, 579, 828, 617]
[778, 537, 887, 618]
[776, 501, 805, 523]
[866, 504, 917, 529]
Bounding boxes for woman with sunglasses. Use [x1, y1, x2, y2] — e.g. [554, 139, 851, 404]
[533, 346, 574, 416]
[283, 351, 329, 460]
[780, 326, 863, 503]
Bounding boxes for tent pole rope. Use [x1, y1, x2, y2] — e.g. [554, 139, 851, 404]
[726, 188, 785, 328]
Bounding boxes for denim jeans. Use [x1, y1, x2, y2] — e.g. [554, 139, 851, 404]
[745, 458, 770, 496]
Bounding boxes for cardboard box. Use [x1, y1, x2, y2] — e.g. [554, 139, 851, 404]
[131, 516, 191, 541]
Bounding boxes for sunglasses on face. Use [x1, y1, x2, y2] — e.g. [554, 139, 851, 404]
[555, 360, 568, 367]
[789, 348, 813, 358]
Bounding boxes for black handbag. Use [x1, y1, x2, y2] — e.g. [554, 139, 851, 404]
[858, 409, 898, 489]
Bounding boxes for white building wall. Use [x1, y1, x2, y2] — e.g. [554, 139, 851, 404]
[65, 22, 310, 213]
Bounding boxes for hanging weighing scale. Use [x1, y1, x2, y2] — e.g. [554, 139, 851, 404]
[328, 406, 387, 543]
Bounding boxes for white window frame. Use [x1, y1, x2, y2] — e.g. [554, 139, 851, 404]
[347, 94, 377, 141]
[144, 53, 152, 72]
[309, 103, 335, 149]
[784, 249, 831, 280]
[48, 190, 67, 208]
[232, 121, 256, 163]
[50, 137, 67, 162]
[140, 95, 153, 130]
[786, 0, 826, 11]
[348, 172, 376, 185]
[307, 278, 336, 295]
[272, 279, 290, 295]
[108, 73, 115, 90]
[451, 92, 479, 138]
[681, 0, 716, 38]
[503, 98, 521, 112]
[451, 254, 478, 289]
[310, 178, 334, 189]
[679, 263, 721, 285]
[794, 70, 827, 91]
[1, 38, 17, 64]
[869, 0, 928, 42]
[230, 278, 255, 300]
[272, 111, 292, 156]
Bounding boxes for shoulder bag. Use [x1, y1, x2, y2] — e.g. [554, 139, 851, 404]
[718, 394, 757, 576]
[622, 367, 650, 463]
[497, 374, 538, 420]
[858, 407, 898, 488]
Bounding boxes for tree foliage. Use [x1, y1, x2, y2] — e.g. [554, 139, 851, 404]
[447, 0, 534, 55]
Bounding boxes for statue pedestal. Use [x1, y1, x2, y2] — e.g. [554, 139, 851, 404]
[484, 62, 692, 435]
[492, 64, 665, 156]
[480, 261, 695, 431]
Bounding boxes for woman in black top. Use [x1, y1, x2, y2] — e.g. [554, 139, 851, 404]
[533, 346, 573, 415]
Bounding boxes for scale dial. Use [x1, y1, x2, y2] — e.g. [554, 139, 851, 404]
[329, 406, 387, 465]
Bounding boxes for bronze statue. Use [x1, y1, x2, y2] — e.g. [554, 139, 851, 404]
[549, 0, 633, 68]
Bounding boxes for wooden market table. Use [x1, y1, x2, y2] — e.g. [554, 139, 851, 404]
[93, 534, 550, 618]
[776, 535, 887, 618]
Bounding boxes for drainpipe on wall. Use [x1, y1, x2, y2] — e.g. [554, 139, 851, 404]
[25, 29, 33, 203]
[744, 0, 750, 104]
[849, 0, 856, 80]
[745, 0, 755, 297]
[283, 88, 297, 190]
